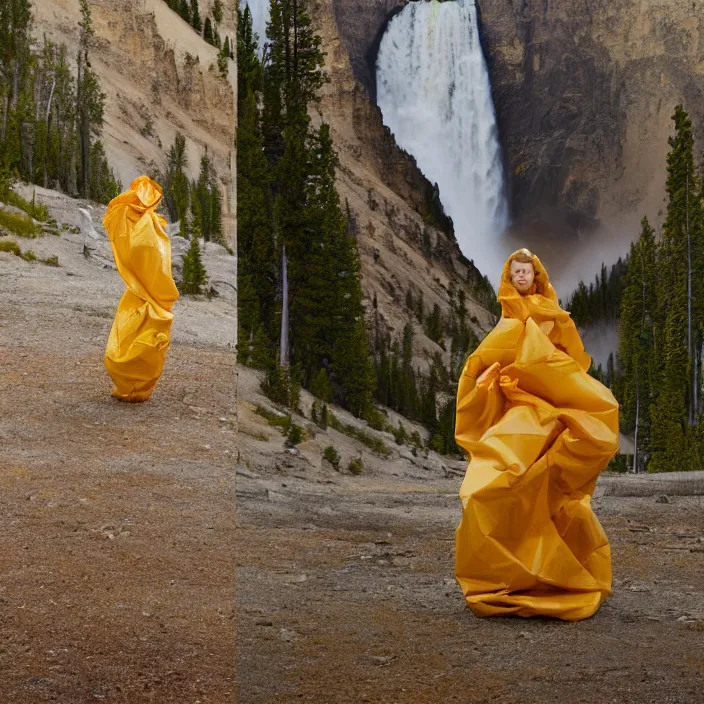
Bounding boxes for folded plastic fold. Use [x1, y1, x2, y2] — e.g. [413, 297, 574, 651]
[455, 252, 619, 621]
[103, 176, 179, 402]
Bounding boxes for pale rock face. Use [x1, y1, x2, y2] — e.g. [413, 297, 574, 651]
[31, 0, 237, 246]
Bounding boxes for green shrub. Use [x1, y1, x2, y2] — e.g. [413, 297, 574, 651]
[0, 240, 21, 256]
[347, 457, 363, 475]
[254, 405, 290, 431]
[362, 405, 386, 431]
[1, 189, 49, 222]
[0, 240, 53, 265]
[392, 421, 408, 446]
[323, 446, 340, 470]
[606, 454, 629, 473]
[311, 368, 332, 402]
[262, 364, 301, 411]
[311, 401, 329, 430]
[327, 408, 390, 458]
[286, 422, 304, 446]
[0, 209, 41, 238]
[346, 424, 390, 458]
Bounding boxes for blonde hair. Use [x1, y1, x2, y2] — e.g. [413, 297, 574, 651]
[509, 248, 535, 265]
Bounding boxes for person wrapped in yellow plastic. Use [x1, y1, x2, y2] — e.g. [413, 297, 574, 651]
[454, 248, 619, 621]
[103, 176, 179, 402]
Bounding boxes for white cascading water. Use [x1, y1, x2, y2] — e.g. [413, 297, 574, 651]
[240, 0, 270, 53]
[376, 0, 509, 284]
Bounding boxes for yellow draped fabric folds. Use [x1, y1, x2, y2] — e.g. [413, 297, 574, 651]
[103, 176, 179, 402]
[454, 251, 619, 621]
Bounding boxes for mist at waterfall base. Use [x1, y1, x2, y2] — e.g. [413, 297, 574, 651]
[376, 0, 509, 287]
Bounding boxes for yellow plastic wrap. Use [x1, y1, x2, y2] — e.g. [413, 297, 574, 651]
[455, 251, 619, 621]
[103, 176, 179, 402]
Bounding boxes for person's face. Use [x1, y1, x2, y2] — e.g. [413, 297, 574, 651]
[509, 260, 535, 293]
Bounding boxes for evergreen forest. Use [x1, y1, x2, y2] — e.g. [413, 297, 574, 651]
[236, 0, 489, 454]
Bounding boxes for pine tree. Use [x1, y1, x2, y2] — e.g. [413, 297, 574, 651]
[649, 106, 703, 471]
[49, 43, 77, 194]
[262, 0, 326, 172]
[0, 0, 33, 159]
[88, 140, 120, 202]
[435, 397, 460, 455]
[164, 133, 190, 226]
[334, 318, 375, 416]
[237, 5, 277, 351]
[250, 324, 273, 369]
[237, 97, 276, 346]
[178, 0, 191, 23]
[193, 151, 221, 241]
[425, 303, 444, 346]
[217, 44, 229, 77]
[237, 271, 259, 364]
[237, 0, 377, 415]
[190, 178, 203, 237]
[203, 16, 214, 45]
[301, 123, 375, 414]
[210, 180, 222, 241]
[617, 218, 657, 471]
[237, 4, 261, 109]
[264, 2, 326, 373]
[311, 368, 332, 402]
[77, 0, 106, 199]
[566, 259, 628, 327]
[399, 321, 417, 415]
[212, 0, 223, 24]
[0, 1, 116, 203]
[181, 232, 207, 294]
[190, 0, 202, 32]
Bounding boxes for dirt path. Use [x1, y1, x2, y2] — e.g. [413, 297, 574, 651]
[236, 447, 704, 703]
[1, 201, 237, 702]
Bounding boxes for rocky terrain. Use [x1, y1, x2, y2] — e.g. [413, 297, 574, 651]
[32, 0, 237, 246]
[0, 184, 237, 702]
[236, 362, 704, 703]
[238, 4, 704, 700]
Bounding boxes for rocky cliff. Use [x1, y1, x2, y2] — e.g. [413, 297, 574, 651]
[314, 0, 499, 372]
[331, 0, 704, 255]
[32, 0, 237, 245]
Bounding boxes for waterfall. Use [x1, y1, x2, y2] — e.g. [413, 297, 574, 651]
[240, 0, 270, 53]
[376, 0, 509, 284]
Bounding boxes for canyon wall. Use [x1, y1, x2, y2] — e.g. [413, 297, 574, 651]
[33, 0, 237, 245]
